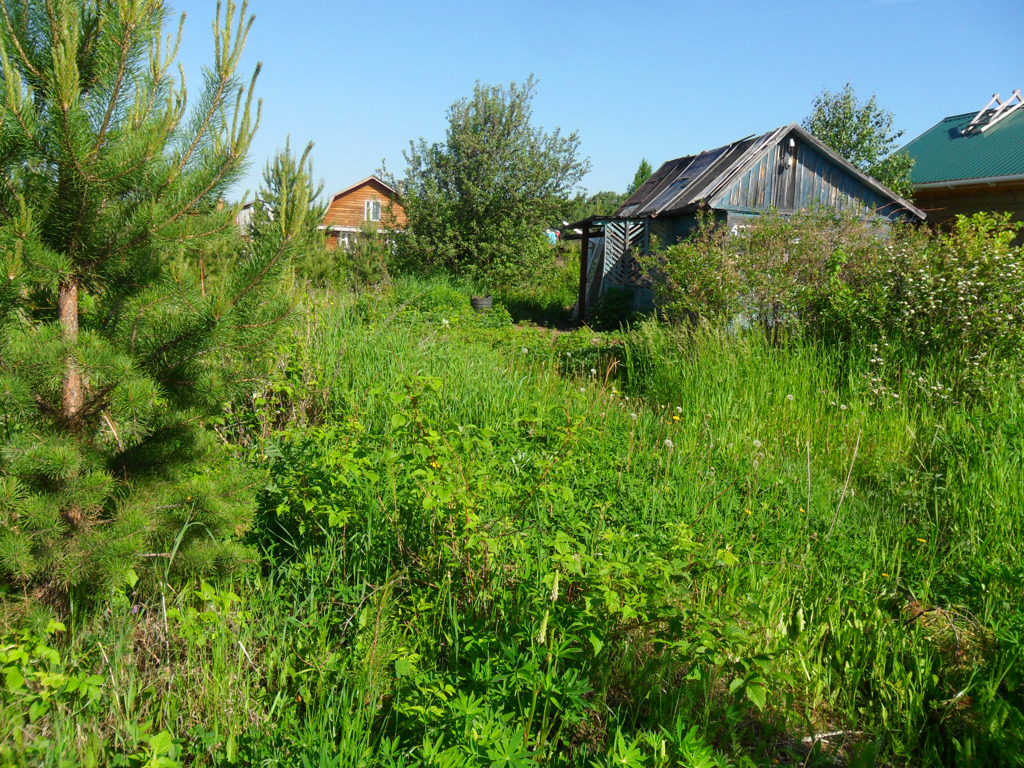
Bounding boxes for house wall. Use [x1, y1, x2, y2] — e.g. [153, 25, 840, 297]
[323, 179, 407, 250]
[717, 140, 909, 221]
[913, 181, 1024, 245]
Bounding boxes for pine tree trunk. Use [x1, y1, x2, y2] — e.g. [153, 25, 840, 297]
[59, 278, 83, 423]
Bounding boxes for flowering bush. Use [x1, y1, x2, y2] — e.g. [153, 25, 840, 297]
[643, 209, 1024, 399]
[863, 213, 1024, 387]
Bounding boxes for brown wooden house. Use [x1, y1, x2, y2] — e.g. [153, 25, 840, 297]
[903, 91, 1024, 245]
[321, 175, 406, 250]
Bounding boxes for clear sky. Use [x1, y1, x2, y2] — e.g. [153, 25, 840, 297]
[169, 0, 1024, 202]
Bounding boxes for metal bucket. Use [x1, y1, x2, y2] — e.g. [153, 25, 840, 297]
[470, 295, 493, 314]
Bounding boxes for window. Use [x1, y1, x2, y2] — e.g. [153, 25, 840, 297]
[365, 199, 381, 222]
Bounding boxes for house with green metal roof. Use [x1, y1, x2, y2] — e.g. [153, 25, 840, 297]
[903, 91, 1024, 243]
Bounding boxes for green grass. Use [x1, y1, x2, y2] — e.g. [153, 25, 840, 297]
[3, 279, 1022, 767]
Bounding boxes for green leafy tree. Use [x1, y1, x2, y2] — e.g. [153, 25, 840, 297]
[626, 158, 653, 196]
[0, 0, 295, 614]
[803, 82, 915, 199]
[393, 76, 590, 284]
[570, 190, 625, 222]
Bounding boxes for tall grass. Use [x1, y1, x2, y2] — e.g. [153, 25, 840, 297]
[3, 281, 1021, 766]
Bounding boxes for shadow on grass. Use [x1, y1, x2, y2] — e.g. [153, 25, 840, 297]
[495, 291, 577, 329]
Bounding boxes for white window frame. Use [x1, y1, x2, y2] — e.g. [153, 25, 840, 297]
[365, 199, 381, 222]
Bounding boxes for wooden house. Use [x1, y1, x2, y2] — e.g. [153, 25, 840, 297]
[570, 124, 924, 318]
[902, 91, 1024, 245]
[321, 175, 406, 250]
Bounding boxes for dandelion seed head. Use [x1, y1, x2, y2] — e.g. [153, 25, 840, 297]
[663, 438, 674, 449]
[752, 439, 763, 449]
[786, 394, 794, 402]
[675, 406, 682, 414]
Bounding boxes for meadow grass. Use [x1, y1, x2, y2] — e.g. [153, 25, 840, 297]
[2, 279, 1021, 767]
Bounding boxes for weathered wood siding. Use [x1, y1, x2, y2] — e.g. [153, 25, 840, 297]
[715, 139, 901, 220]
[323, 179, 407, 230]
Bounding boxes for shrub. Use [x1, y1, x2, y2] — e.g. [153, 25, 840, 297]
[858, 213, 1024, 377]
[640, 213, 738, 325]
[643, 209, 1024, 399]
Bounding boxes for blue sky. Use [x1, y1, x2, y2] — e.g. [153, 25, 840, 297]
[170, 0, 1024, 201]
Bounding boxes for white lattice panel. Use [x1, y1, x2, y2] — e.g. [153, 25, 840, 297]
[602, 221, 645, 287]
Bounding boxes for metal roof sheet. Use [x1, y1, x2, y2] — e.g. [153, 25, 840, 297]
[904, 109, 1024, 184]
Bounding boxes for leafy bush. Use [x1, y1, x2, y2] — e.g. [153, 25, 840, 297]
[848, 213, 1024, 394]
[641, 215, 738, 325]
[643, 210, 1024, 400]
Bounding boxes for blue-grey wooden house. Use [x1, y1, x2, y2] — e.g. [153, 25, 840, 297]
[571, 123, 925, 318]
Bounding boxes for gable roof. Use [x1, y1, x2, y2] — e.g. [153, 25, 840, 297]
[615, 123, 923, 220]
[903, 108, 1024, 185]
[327, 175, 399, 203]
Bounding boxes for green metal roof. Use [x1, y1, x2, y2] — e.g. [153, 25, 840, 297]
[903, 108, 1024, 184]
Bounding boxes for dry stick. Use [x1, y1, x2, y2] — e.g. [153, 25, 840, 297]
[826, 429, 861, 538]
[805, 439, 811, 516]
[103, 411, 126, 452]
[802, 730, 863, 744]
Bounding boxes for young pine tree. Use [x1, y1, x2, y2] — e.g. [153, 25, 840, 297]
[249, 138, 331, 287]
[0, 0, 296, 615]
